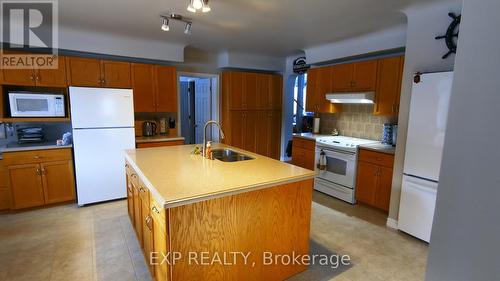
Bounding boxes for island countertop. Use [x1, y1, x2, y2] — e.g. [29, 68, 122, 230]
[125, 144, 316, 208]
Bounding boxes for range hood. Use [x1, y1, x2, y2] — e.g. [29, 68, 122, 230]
[325, 92, 375, 104]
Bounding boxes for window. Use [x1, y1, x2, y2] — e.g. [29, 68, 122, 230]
[293, 73, 309, 126]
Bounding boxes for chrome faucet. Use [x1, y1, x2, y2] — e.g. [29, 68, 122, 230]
[202, 120, 225, 157]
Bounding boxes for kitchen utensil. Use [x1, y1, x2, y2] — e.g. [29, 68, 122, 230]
[381, 123, 393, 145]
[159, 117, 168, 135]
[142, 121, 157, 137]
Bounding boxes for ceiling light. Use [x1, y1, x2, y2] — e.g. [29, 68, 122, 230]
[201, 0, 211, 12]
[161, 18, 169, 31]
[184, 23, 192, 35]
[187, 1, 196, 13]
[193, 0, 203, 10]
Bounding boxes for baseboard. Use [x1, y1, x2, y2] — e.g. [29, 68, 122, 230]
[386, 218, 398, 229]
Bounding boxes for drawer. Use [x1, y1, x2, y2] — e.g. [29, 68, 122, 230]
[126, 163, 139, 187]
[292, 137, 315, 151]
[3, 148, 72, 166]
[359, 149, 394, 168]
[150, 196, 167, 231]
[136, 140, 184, 148]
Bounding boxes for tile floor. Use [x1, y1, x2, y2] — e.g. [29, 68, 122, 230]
[0, 191, 428, 281]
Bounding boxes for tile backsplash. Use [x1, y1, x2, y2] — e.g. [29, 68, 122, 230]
[320, 104, 397, 141]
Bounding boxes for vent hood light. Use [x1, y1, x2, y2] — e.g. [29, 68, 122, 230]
[326, 92, 375, 104]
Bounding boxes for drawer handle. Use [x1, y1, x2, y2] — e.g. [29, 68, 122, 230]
[34, 155, 42, 159]
[131, 174, 137, 179]
[125, 164, 129, 168]
[151, 206, 160, 214]
[139, 187, 145, 192]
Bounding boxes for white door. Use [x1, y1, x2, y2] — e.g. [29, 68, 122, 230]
[194, 79, 212, 144]
[404, 72, 453, 181]
[70, 87, 134, 129]
[398, 175, 438, 242]
[73, 127, 135, 205]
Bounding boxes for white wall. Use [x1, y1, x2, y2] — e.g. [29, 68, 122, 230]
[304, 25, 407, 64]
[59, 26, 185, 62]
[426, 0, 500, 280]
[388, 0, 462, 222]
[218, 51, 285, 72]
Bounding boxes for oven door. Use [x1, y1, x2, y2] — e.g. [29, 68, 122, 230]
[315, 147, 357, 188]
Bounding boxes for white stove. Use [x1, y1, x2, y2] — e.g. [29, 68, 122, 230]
[314, 136, 379, 204]
[316, 136, 379, 153]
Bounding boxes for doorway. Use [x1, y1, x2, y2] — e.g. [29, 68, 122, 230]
[179, 74, 219, 144]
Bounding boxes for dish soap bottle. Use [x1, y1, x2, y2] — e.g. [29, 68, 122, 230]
[205, 141, 213, 159]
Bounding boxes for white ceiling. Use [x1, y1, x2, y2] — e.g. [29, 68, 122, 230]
[58, 0, 437, 57]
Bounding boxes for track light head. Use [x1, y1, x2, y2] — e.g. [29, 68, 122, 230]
[193, 0, 203, 10]
[184, 22, 192, 35]
[161, 18, 169, 31]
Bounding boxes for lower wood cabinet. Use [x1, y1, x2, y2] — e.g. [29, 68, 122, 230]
[136, 140, 184, 149]
[355, 149, 394, 211]
[2, 149, 75, 210]
[291, 137, 316, 170]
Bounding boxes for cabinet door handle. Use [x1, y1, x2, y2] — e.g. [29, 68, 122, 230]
[151, 206, 160, 214]
[131, 174, 137, 179]
[41, 168, 46, 175]
[36, 168, 41, 175]
[139, 187, 146, 193]
[145, 215, 153, 231]
[33, 155, 41, 159]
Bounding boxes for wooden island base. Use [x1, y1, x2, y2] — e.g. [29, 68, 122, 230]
[126, 161, 314, 281]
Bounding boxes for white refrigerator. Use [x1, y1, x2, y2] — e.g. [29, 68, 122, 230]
[70, 87, 135, 206]
[397, 71, 454, 242]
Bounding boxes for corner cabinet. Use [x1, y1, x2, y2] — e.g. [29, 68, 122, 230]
[306, 67, 342, 113]
[2, 148, 75, 210]
[132, 63, 177, 113]
[355, 149, 394, 211]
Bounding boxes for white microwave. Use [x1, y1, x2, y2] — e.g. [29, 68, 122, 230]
[9, 92, 66, 117]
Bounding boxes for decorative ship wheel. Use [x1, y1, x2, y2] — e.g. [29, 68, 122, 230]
[435, 13, 461, 59]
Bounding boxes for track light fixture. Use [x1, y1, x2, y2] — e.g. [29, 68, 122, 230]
[161, 18, 169, 31]
[187, 0, 211, 13]
[160, 14, 192, 35]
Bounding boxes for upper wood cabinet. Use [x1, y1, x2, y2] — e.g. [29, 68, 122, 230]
[332, 60, 378, 92]
[66, 57, 131, 88]
[306, 67, 341, 113]
[132, 63, 177, 113]
[223, 71, 282, 110]
[1, 56, 67, 87]
[374, 56, 404, 116]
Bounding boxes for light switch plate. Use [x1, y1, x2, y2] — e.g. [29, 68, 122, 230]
[0, 123, 5, 139]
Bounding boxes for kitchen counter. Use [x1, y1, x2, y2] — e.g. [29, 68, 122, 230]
[0, 142, 73, 153]
[125, 143, 315, 208]
[135, 135, 185, 143]
[359, 142, 396, 155]
[293, 132, 331, 141]
[125, 143, 315, 280]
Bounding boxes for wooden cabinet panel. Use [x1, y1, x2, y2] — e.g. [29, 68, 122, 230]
[305, 68, 318, 112]
[127, 178, 135, 224]
[2, 148, 72, 166]
[36, 56, 67, 87]
[243, 111, 259, 153]
[225, 72, 245, 110]
[358, 149, 394, 168]
[355, 161, 379, 205]
[155, 65, 177, 112]
[332, 64, 354, 92]
[132, 63, 156, 113]
[352, 60, 378, 91]
[40, 160, 75, 204]
[66, 57, 102, 87]
[133, 183, 143, 246]
[268, 111, 282, 159]
[0, 163, 10, 210]
[153, 215, 169, 281]
[244, 73, 258, 110]
[136, 140, 184, 148]
[291, 137, 315, 170]
[101, 60, 131, 88]
[375, 166, 393, 211]
[142, 201, 154, 274]
[269, 75, 282, 110]
[228, 111, 245, 149]
[8, 164, 45, 209]
[374, 57, 402, 115]
[1, 68, 35, 86]
[317, 66, 334, 113]
[256, 74, 270, 110]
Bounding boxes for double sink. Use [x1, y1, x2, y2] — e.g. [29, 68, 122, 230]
[211, 148, 253, 162]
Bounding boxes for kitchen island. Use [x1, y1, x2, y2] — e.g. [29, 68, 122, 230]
[124, 144, 315, 281]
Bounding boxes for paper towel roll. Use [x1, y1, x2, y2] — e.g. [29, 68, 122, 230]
[313, 118, 320, 134]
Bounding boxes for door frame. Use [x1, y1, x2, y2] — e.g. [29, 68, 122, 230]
[177, 72, 220, 143]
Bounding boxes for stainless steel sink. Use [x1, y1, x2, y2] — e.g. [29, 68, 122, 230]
[211, 149, 254, 162]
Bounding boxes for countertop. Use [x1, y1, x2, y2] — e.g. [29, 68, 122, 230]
[359, 143, 396, 155]
[125, 144, 316, 209]
[0, 142, 73, 153]
[135, 135, 185, 143]
[292, 133, 331, 141]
